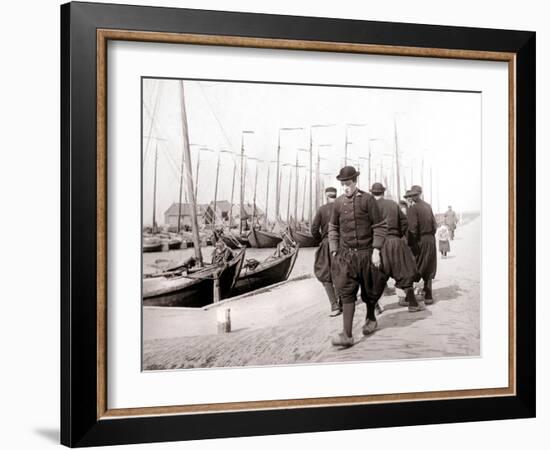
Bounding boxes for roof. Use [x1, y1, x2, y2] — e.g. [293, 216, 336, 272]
[164, 202, 208, 216]
[206, 200, 232, 213]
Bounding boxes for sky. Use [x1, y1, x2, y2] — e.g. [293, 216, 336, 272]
[142, 78, 481, 226]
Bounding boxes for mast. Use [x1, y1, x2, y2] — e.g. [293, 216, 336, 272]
[308, 130, 313, 227]
[239, 131, 254, 234]
[368, 140, 372, 188]
[194, 149, 201, 202]
[315, 150, 320, 211]
[251, 158, 259, 227]
[301, 169, 307, 222]
[212, 151, 220, 228]
[394, 117, 401, 201]
[265, 162, 271, 226]
[286, 165, 292, 224]
[344, 126, 349, 166]
[229, 159, 236, 228]
[152, 142, 158, 234]
[240, 134, 245, 235]
[144, 81, 162, 163]
[275, 131, 281, 220]
[178, 81, 202, 265]
[294, 154, 299, 227]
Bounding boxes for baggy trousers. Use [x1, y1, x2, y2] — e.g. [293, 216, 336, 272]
[416, 234, 437, 281]
[381, 236, 421, 289]
[331, 248, 386, 306]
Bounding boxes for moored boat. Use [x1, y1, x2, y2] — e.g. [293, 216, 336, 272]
[232, 242, 299, 296]
[289, 227, 318, 248]
[143, 248, 245, 307]
[168, 236, 183, 250]
[248, 227, 282, 248]
[143, 236, 163, 253]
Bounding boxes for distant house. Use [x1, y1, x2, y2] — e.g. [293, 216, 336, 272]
[163, 202, 208, 228]
[204, 200, 232, 225]
[203, 201, 265, 227]
[232, 203, 265, 222]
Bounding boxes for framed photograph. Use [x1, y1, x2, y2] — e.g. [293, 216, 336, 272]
[61, 1, 535, 447]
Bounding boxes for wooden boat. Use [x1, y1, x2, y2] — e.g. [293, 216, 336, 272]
[168, 236, 183, 250]
[234, 231, 251, 247]
[219, 231, 250, 249]
[143, 236, 163, 253]
[232, 243, 299, 296]
[143, 248, 245, 307]
[219, 233, 241, 249]
[289, 228, 318, 248]
[248, 227, 282, 248]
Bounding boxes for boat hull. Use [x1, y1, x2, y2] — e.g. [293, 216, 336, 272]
[143, 248, 245, 307]
[289, 228, 318, 247]
[232, 245, 299, 296]
[220, 232, 250, 249]
[248, 228, 282, 248]
[143, 237, 163, 253]
[168, 239, 182, 250]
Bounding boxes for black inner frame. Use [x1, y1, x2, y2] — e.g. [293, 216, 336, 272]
[61, 2, 535, 447]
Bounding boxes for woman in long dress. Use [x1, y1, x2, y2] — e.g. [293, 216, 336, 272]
[436, 224, 451, 258]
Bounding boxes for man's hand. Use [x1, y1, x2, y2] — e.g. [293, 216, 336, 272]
[371, 248, 381, 268]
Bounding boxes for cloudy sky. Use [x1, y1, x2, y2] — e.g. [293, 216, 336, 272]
[142, 78, 481, 226]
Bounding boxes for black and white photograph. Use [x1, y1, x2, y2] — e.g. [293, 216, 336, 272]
[141, 77, 481, 370]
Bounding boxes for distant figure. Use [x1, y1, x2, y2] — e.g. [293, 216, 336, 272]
[444, 205, 458, 240]
[311, 187, 342, 317]
[436, 223, 451, 258]
[407, 186, 438, 303]
[370, 183, 423, 312]
[211, 239, 233, 266]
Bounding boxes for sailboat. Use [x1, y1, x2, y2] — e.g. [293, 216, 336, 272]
[288, 228, 317, 247]
[143, 247, 245, 307]
[288, 145, 318, 247]
[142, 80, 245, 307]
[232, 238, 299, 296]
[143, 236, 163, 253]
[248, 227, 283, 248]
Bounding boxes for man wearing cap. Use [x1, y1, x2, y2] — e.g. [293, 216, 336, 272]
[370, 183, 423, 311]
[407, 186, 438, 303]
[328, 166, 387, 347]
[311, 187, 342, 317]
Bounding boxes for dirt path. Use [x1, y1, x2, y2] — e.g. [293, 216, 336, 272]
[143, 217, 480, 370]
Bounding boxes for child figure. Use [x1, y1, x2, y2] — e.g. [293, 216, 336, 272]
[436, 223, 451, 258]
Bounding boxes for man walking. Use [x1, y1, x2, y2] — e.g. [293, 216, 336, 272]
[370, 183, 423, 311]
[407, 186, 438, 303]
[444, 205, 458, 240]
[328, 166, 387, 348]
[311, 187, 342, 317]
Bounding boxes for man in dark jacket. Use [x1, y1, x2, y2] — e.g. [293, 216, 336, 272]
[328, 166, 387, 348]
[311, 187, 341, 316]
[407, 186, 438, 303]
[370, 183, 423, 311]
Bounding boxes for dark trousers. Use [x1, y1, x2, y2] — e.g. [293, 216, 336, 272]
[331, 248, 386, 306]
[322, 282, 341, 311]
[416, 234, 437, 282]
[381, 236, 420, 289]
